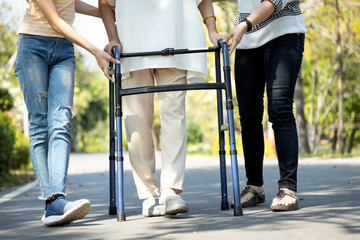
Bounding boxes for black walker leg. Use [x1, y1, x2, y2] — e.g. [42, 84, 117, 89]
[215, 50, 229, 210]
[109, 81, 117, 215]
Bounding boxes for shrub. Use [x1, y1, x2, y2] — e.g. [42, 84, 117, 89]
[0, 112, 16, 173]
[0, 88, 14, 112]
[187, 119, 203, 145]
[11, 129, 30, 169]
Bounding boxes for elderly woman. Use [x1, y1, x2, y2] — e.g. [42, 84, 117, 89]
[99, 0, 223, 217]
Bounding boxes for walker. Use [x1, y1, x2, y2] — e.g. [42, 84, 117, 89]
[108, 40, 243, 221]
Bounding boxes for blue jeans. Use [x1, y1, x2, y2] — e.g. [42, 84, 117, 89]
[234, 33, 305, 192]
[15, 34, 75, 198]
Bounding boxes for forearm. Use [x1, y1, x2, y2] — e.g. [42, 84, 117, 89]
[35, 0, 99, 56]
[51, 18, 99, 55]
[246, 0, 276, 27]
[98, 0, 119, 42]
[75, 0, 101, 18]
[198, 0, 218, 35]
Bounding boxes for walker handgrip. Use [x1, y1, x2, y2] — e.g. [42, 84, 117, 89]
[217, 39, 224, 46]
[218, 39, 230, 66]
[112, 47, 121, 74]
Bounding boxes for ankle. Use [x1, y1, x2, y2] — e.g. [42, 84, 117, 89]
[161, 188, 177, 197]
[45, 193, 65, 206]
[248, 185, 264, 194]
[279, 188, 296, 195]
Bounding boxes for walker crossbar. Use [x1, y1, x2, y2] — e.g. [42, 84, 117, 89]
[120, 46, 218, 58]
[108, 40, 243, 221]
[119, 83, 226, 96]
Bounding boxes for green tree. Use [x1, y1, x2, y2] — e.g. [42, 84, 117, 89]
[71, 50, 109, 152]
[299, 0, 360, 154]
[0, 2, 19, 86]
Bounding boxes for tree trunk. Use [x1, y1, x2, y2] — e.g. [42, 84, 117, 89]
[335, 0, 344, 153]
[308, 67, 316, 152]
[295, 75, 311, 153]
[330, 127, 337, 153]
[347, 126, 359, 154]
[81, 134, 86, 152]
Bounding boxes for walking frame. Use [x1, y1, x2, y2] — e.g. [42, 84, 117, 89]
[108, 40, 243, 221]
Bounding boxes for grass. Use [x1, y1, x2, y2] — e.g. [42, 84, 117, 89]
[0, 166, 35, 192]
[299, 141, 360, 158]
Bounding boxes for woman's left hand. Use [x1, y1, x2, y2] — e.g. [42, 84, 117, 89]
[224, 23, 247, 55]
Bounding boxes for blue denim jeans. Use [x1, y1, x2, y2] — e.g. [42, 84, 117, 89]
[15, 34, 75, 198]
[234, 33, 305, 192]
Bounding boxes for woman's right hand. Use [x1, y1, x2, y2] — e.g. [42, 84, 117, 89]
[93, 48, 120, 81]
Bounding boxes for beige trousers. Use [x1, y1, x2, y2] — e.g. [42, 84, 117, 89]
[122, 68, 187, 199]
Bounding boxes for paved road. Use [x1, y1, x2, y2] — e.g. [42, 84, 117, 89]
[0, 153, 359, 240]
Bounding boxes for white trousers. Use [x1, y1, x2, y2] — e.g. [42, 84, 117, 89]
[122, 68, 187, 199]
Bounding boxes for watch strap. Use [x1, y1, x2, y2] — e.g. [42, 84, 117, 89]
[242, 18, 253, 32]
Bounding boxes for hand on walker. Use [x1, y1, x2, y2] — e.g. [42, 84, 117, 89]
[100, 40, 122, 82]
[224, 23, 247, 55]
[104, 40, 123, 55]
[209, 31, 226, 47]
[93, 49, 120, 81]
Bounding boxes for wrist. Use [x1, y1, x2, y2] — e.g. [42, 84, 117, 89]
[209, 29, 219, 36]
[236, 22, 248, 34]
[203, 15, 216, 24]
[91, 47, 102, 56]
[240, 18, 252, 32]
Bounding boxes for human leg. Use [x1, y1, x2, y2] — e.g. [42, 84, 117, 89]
[155, 68, 187, 193]
[47, 37, 76, 195]
[155, 68, 188, 214]
[15, 34, 52, 198]
[234, 49, 266, 198]
[45, 38, 91, 224]
[264, 34, 305, 209]
[122, 69, 161, 199]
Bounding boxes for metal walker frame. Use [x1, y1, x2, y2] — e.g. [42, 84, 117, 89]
[108, 41, 243, 221]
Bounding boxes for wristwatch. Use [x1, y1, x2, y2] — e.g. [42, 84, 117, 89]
[240, 18, 253, 32]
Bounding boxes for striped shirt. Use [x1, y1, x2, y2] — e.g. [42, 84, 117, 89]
[18, 0, 75, 38]
[235, 0, 307, 49]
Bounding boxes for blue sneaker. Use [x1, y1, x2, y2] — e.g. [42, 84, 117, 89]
[43, 196, 91, 226]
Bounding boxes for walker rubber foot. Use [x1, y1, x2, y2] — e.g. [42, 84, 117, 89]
[117, 212, 126, 222]
[221, 201, 229, 210]
[234, 206, 243, 216]
[109, 206, 117, 215]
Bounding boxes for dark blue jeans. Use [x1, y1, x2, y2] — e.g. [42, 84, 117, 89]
[234, 33, 305, 192]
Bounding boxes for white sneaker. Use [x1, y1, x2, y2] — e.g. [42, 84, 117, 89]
[43, 197, 91, 226]
[162, 195, 189, 215]
[41, 212, 45, 223]
[142, 197, 165, 217]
